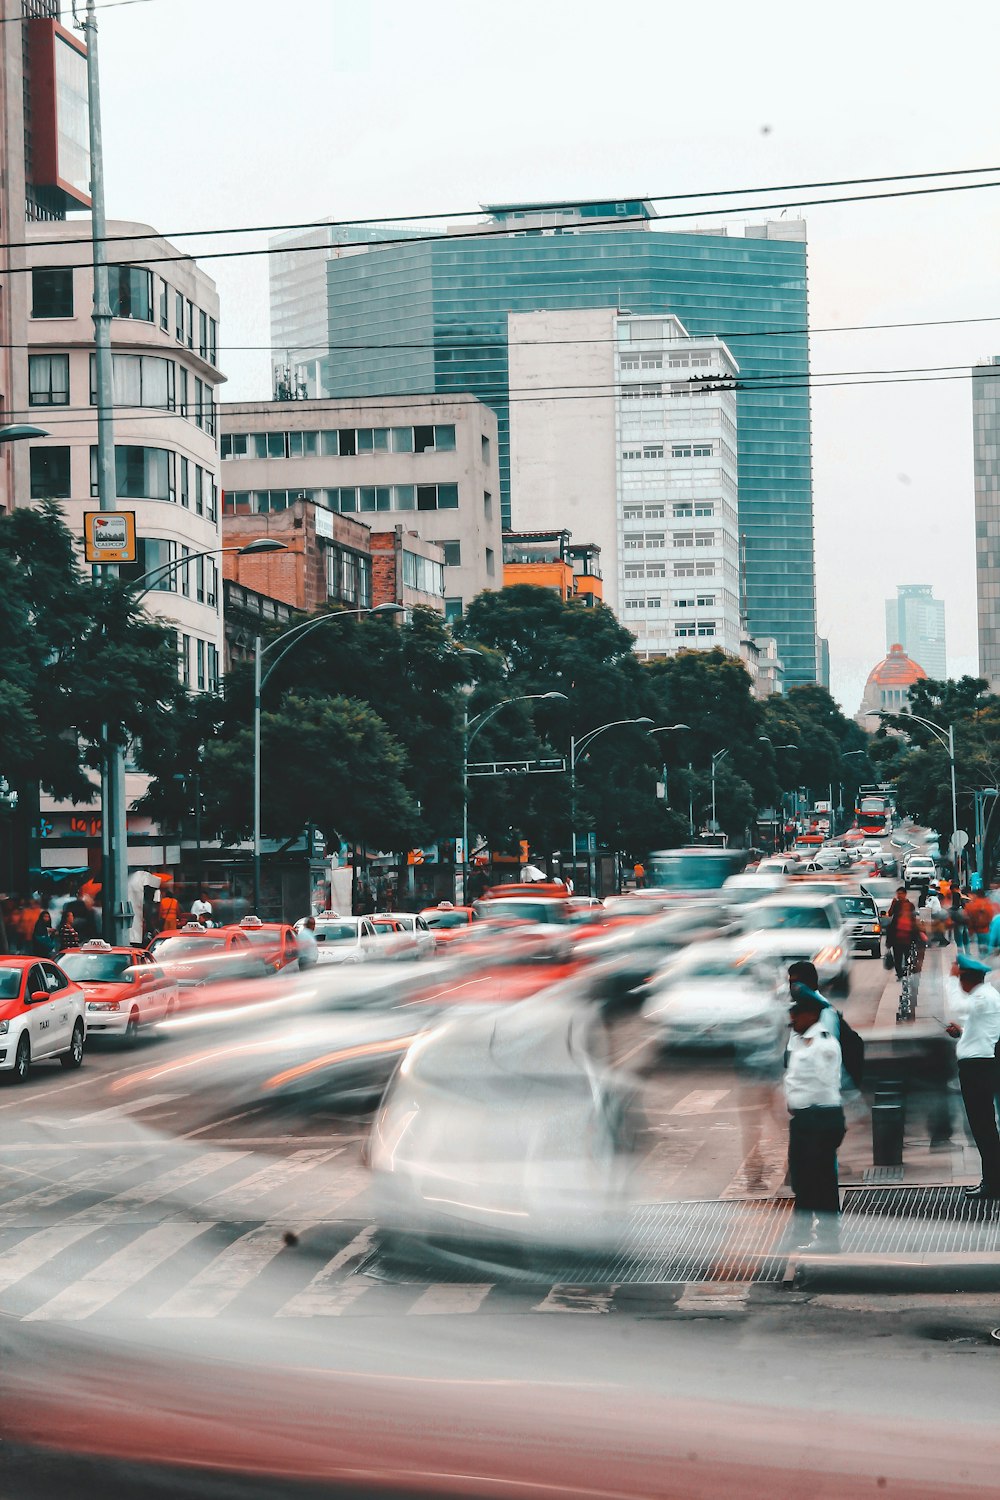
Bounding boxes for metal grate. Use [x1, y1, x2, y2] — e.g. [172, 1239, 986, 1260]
[862, 1167, 905, 1184]
[362, 1187, 1000, 1287]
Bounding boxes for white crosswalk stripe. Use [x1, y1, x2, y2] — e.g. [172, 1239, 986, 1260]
[0, 1222, 107, 1295]
[3, 1150, 254, 1230]
[275, 1224, 378, 1317]
[409, 1283, 492, 1315]
[22, 1221, 209, 1321]
[152, 1224, 296, 1318]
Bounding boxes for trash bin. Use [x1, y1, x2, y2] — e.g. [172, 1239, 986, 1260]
[872, 1087, 905, 1166]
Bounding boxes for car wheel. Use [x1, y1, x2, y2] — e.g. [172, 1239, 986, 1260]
[123, 1009, 140, 1046]
[60, 1020, 85, 1070]
[164, 997, 178, 1020]
[12, 1033, 30, 1084]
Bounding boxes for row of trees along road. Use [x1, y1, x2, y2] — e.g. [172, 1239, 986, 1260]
[0, 509, 878, 879]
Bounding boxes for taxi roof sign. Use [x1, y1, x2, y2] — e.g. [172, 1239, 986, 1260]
[83, 510, 137, 564]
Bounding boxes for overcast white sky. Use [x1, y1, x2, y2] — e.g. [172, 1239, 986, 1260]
[94, 0, 1000, 712]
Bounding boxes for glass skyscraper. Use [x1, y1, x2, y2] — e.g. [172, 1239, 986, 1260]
[271, 203, 817, 684]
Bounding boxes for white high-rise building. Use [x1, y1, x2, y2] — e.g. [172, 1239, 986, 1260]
[885, 584, 947, 681]
[508, 308, 740, 658]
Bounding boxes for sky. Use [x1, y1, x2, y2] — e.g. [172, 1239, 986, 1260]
[93, 0, 1000, 713]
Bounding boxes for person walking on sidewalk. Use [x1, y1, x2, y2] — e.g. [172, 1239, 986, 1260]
[964, 889, 996, 957]
[784, 985, 846, 1251]
[886, 887, 920, 980]
[945, 953, 1000, 1202]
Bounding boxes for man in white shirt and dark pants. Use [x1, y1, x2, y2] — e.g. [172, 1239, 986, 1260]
[945, 952, 1000, 1201]
[784, 985, 846, 1251]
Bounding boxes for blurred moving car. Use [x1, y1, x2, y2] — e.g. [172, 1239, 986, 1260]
[59, 939, 178, 1042]
[419, 903, 477, 948]
[220, 916, 301, 973]
[0, 956, 86, 1082]
[640, 940, 786, 1060]
[861, 877, 901, 918]
[372, 912, 435, 961]
[303, 916, 380, 966]
[756, 855, 800, 875]
[904, 854, 937, 891]
[836, 891, 883, 959]
[149, 922, 268, 993]
[370, 995, 640, 1270]
[720, 872, 787, 908]
[737, 892, 852, 997]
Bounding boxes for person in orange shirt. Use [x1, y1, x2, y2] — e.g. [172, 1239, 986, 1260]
[158, 887, 180, 932]
[964, 890, 996, 956]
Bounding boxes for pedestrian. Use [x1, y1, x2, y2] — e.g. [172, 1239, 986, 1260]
[945, 953, 1000, 1201]
[952, 884, 969, 951]
[633, 862, 646, 890]
[885, 887, 920, 980]
[56, 907, 81, 951]
[31, 909, 56, 958]
[190, 889, 213, 926]
[158, 886, 180, 932]
[964, 889, 995, 956]
[926, 890, 948, 946]
[784, 984, 846, 1252]
[297, 915, 318, 969]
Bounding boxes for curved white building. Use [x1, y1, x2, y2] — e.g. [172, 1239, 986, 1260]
[20, 220, 224, 689]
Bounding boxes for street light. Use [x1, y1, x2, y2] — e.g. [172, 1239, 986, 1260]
[570, 717, 653, 894]
[710, 748, 729, 835]
[648, 724, 690, 812]
[0, 424, 50, 442]
[253, 601, 405, 914]
[130, 537, 286, 599]
[462, 691, 567, 902]
[901, 712, 959, 871]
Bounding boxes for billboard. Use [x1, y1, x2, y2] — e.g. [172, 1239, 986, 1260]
[27, 19, 91, 209]
[83, 511, 137, 564]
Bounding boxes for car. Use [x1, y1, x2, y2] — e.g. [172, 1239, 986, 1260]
[370, 995, 640, 1268]
[0, 956, 86, 1083]
[302, 915, 380, 966]
[737, 892, 853, 997]
[904, 855, 937, 891]
[419, 903, 477, 948]
[756, 856, 800, 875]
[220, 916, 301, 973]
[372, 911, 435, 961]
[58, 939, 178, 1042]
[720, 873, 787, 908]
[836, 892, 883, 959]
[639, 940, 787, 1060]
[861, 877, 900, 918]
[149, 922, 266, 991]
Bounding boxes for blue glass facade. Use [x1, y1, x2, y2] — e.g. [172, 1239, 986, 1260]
[317, 221, 816, 684]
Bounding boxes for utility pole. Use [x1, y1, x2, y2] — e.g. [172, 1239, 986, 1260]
[76, 0, 130, 943]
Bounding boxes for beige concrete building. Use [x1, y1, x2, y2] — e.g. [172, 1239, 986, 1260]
[220, 395, 502, 621]
[22, 219, 225, 690]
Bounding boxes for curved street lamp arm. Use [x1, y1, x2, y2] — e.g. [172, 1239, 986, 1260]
[260, 610, 361, 690]
[574, 718, 650, 762]
[467, 694, 558, 748]
[130, 546, 229, 600]
[902, 712, 952, 754]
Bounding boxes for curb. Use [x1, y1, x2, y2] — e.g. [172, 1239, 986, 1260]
[789, 1251, 1000, 1294]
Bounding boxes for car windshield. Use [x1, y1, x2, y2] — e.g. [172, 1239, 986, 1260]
[839, 897, 876, 918]
[482, 900, 565, 924]
[315, 923, 359, 944]
[752, 904, 836, 931]
[59, 953, 133, 982]
[372, 921, 398, 934]
[241, 930, 274, 946]
[423, 911, 469, 929]
[156, 936, 225, 958]
[0, 967, 22, 999]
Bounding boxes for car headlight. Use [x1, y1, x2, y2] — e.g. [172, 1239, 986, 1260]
[87, 1001, 121, 1012]
[0, 1019, 8, 1035]
[813, 946, 843, 966]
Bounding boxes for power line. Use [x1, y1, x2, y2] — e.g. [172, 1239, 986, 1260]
[4, 162, 1000, 254]
[13, 362, 1000, 434]
[8, 174, 1000, 277]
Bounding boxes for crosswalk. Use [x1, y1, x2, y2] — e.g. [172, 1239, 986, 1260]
[0, 1143, 760, 1325]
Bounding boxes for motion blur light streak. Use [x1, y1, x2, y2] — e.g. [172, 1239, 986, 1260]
[263, 1034, 422, 1091]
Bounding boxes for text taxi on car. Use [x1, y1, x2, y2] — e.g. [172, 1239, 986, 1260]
[58, 938, 179, 1044]
[0, 955, 86, 1084]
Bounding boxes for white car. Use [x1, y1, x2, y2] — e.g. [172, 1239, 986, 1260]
[371, 912, 436, 961]
[0, 957, 87, 1082]
[904, 855, 937, 890]
[308, 916, 380, 965]
[640, 940, 787, 1060]
[721, 873, 787, 907]
[737, 892, 853, 997]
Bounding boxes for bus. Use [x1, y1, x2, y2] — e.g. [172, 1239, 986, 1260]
[855, 790, 892, 836]
[646, 846, 747, 893]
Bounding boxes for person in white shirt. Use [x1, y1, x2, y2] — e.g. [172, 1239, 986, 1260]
[945, 952, 1000, 1201]
[190, 892, 213, 926]
[296, 915, 319, 970]
[784, 985, 846, 1250]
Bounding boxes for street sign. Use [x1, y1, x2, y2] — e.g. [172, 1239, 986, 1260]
[950, 831, 969, 853]
[83, 510, 137, 564]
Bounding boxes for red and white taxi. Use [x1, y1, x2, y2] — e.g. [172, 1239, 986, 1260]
[59, 939, 178, 1044]
[0, 956, 86, 1083]
[219, 916, 301, 973]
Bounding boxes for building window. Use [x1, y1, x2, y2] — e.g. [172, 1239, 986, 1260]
[416, 483, 458, 511]
[175, 290, 184, 343]
[180, 544, 191, 597]
[195, 466, 204, 515]
[676, 597, 695, 609]
[639, 355, 662, 370]
[121, 536, 176, 592]
[622, 449, 643, 460]
[675, 534, 694, 549]
[287, 430, 318, 457]
[28, 354, 69, 406]
[179, 366, 188, 418]
[434, 424, 456, 451]
[693, 503, 715, 518]
[185, 300, 194, 350]
[674, 562, 694, 577]
[29, 446, 71, 499]
[623, 505, 643, 519]
[645, 505, 665, 519]
[441, 540, 462, 566]
[91, 353, 175, 410]
[179, 458, 189, 509]
[207, 644, 219, 692]
[675, 624, 696, 637]
[402, 551, 445, 595]
[673, 504, 693, 518]
[694, 531, 716, 547]
[413, 425, 435, 453]
[445, 598, 463, 623]
[696, 621, 716, 637]
[621, 382, 662, 399]
[196, 638, 206, 691]
[696, 594, 716, 607]
[253, 431, 285, 459]
[620, 356, 640, 371]
[221, 433, 249, 459]
[31, 267, 73, 319]
[695, 562, 715, 577]
[90, 445, 175, 502]
[642, 444, 664, 458]
[485, 547, 495, 577]
[481, 434, 490, 463]
[390, 426, 413, 453]
[693, 444, 714, 457]
[207, 476, 218, 522]
[110, 265, 153, 322]
[671, 444, 692, 458]
[159, 280, 169, 331]
[178, 632, 191, 686]
[199, 309, 208, 360]
[209, 318, 218, 365]
[484, 490, 493, 520]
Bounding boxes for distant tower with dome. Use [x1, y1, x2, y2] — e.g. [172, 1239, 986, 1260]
[855, 644, 927, 732]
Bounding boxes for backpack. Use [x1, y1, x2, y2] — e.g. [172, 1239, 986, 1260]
[836, 1011, 865, 1089]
